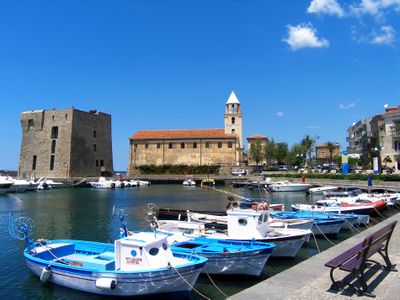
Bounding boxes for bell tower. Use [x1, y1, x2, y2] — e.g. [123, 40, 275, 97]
[224, 91, 243, 163]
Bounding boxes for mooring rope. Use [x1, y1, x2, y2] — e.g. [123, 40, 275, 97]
[310, 232, 321, 253]
[344, 218, 361, 233]
[313, 222, 336, 246]
[169, 263, 211, 300]
[373, 206, 386, 219]
[204, 267, 229, 298]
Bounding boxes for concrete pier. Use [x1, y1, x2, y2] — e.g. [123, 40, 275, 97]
[230, 212, 400, 300]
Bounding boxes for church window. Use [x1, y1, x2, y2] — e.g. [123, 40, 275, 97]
[28, 119, 34, 131]
[32, 155, 37, 171]
[181, 143, 185, 149]
[157, 143, 161, 149]
[193, 142, 197, 149]
[231, 117, 235, 125]
[231, 104, 235, 113]
[145, 143, 149, 149]
[228, 142, 233, 148]
[231, 129, 235, 134]
[50, 155, 55, 170]
[218, 142, 222, 148]
[205, 142, 210, 148]
[51, 126, 59, 139]
[51, 140, 56, 153]
[169, 143, 173, 149]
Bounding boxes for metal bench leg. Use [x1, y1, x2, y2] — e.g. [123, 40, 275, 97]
[328, 268, 343, 291]
[378, 249, 397, 272]
[357, 268, 376, 298]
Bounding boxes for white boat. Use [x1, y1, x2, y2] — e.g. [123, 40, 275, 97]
[182, 179, 196, 186]
[307, 186, 339, 194]
[0, 176, 14, 194]
[158, 208, 311, 258]
[269, 181, 311, 192]
[88, 177, 115, 189]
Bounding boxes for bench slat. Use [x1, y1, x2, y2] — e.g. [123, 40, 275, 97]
[325, 242, 364, 268]
[339, 244, 383, 272]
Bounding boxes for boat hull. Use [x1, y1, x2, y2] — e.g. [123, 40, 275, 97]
[311, 220, 344, 236]
[270, 184, 311, 192]
[25, 255, 204, 297]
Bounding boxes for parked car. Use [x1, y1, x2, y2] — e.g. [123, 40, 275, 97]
[278, 165, 288, 171]
[231, 168, 247, 176]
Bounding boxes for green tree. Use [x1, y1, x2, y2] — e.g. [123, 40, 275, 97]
[264, 138, 276, 166]
[301, 135, 318, 166]
[326, 141, 338, 164]
[383, 156, 392, 167]
[275, 143, 289, 164]
[249, 140, 263, 165]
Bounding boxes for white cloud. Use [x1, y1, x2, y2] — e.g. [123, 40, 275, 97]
[307, 0, 345, 17]
[371, 25, 396, 44]
[339, 102, 356, 109]
[305, 125, 321, 129]
[276, 111, 285, 117]
[351, 0, 400, 17]
[283, 23, 329, 50]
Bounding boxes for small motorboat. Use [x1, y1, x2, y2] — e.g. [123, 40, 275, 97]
[169, 237, 276, 276]
[183, 178, 196, 186]
[88, 177, 116, 189]
[307, 186, 339, 195]
[9, 214, 207, 297]
[0, 176, 13, 194]
[200, 178, 215, 187]
[268, 181, 311, 192]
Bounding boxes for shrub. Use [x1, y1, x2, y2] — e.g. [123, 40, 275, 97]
[135, 164, 220, 175]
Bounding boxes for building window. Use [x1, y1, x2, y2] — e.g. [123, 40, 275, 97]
[134, 144, 137, 152]
[96, 159, 99, 167]
[93, 130, 97, 138]
[52, 115, 55, 120]
[395, 141, 399, 151]
[231, 129, 235, 134]
[228, 142, 233, 148]
[50, 155, 55, 170]
[51, 126, 58, 139]
[93, 144, 97, 152]
[28, 119, 34, 131]
[205, 142, 210, 148]
[231, 104, 235, 113]
[193, 142, 197, 149]
[100, 160, 104, 167]
[181, 143, 185, 149]
[145, 143, 149, 149]
[218, 142, 222, 148]
[32, 155, 37, 171]
[51, 140, 56, 153]
[231, 117, 235, 125]
[169, 143, 173, 149]
[157, 143, 161, 149]
[65, 113, 68, 120]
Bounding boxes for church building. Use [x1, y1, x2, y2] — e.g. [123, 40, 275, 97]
[127, 91, 243, 174]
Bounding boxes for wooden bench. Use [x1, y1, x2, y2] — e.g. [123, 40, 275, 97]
[325, 220, 397, 297]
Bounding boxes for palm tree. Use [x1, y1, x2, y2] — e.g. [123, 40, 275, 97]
[326, 141, 338, 164]
[301, 135, 317, 166]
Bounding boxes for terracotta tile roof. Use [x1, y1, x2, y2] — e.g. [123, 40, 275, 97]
[316, 144, 339, 148]
[130, 129, 237, 140]
[247, 135, 267, 139]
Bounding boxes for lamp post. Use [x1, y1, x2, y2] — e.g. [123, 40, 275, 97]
[373, 146, 380, 175]
[297, 153, 304, 168]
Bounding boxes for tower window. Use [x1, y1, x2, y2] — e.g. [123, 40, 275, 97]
[93, 130, 97, 138]
[65, 114, 68, 120]
[231, 104, 235, 113]
[93, 144, 97, 152]
[218, 142, 222, 148]
[52, 115, 55, 120]
[181, 143, 185, 149]
[32, 155, 37, 171]
[231, 129, 236, 134]
[231, 117, 235, 125]
[28, 119, 34, 131]
[100, 160, 104, 167]
[205, 142, 210, 148]
[51, 140, 56, 153]
[169, 143, 173, 149]
[51, 126, 58, 139]
[193, 142, 197, 149]
[228, 142, 233, 148]
[96, 159, 99, 167]
[50, 155, 55, 170]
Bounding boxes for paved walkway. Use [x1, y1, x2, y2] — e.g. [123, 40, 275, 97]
[230, 212, 400, 300]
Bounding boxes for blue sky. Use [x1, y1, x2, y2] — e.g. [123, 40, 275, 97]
[0, 0, 399, 171]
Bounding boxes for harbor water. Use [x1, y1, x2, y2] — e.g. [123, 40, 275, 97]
[0, 184, 390, 299]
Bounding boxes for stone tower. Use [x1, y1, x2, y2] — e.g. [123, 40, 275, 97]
[18, 108, 114, 179]
[224, 91, 243, 164]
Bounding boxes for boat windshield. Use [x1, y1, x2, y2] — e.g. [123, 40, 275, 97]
[258, 212, 268, 224]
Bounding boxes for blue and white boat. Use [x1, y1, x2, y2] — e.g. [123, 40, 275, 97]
[10, 215, 207, 297]
[170, 237, 276, 276]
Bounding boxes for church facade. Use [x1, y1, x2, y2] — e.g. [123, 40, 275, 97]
[127, 91, 243, 174]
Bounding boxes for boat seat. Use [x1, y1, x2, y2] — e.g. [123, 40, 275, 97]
[34, 243, 75, 260]
[61, 253, 115, 270]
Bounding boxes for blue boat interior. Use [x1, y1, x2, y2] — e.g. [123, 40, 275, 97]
[31, 242, 116, 271]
